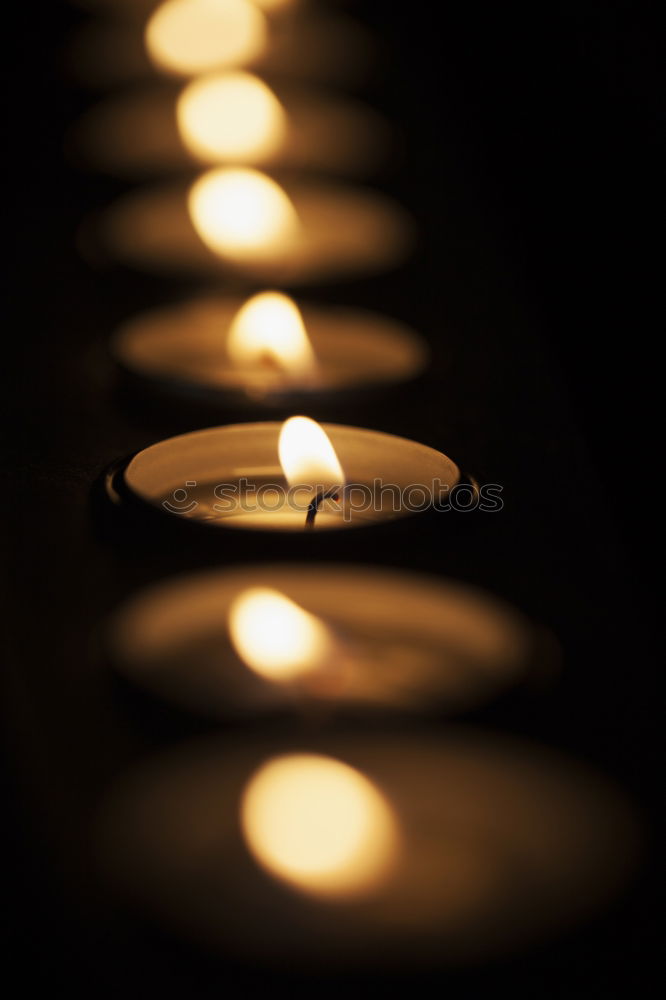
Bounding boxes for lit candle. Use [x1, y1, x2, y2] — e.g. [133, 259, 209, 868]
[112, 292, 428, 407]
[110, 417, 466, 532]
[97, 167, 413, 283]
[71, 72, 388, 177]
[96, 729, 639, 966]
[107, 564, 535, 718]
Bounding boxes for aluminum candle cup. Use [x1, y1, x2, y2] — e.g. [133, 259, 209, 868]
[96, 174, 413, 284]
[71, 78, 389, 179]
[111, 295, 428, 408]
[95, 729, 640, 968]
[113, 422, 463, 533]
[107, 565, 535, 718]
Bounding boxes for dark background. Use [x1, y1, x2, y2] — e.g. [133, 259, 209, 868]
[2, 1, 662, 995]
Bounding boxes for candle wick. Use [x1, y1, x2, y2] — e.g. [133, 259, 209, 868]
[305, 486, 342, 530]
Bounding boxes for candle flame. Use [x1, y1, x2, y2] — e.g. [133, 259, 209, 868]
[241, 753, 399, 897]
[278, 416, 344, 491]
[177, 71, 287, 163]
[145, 0, 267, 77]
[188, 167, 299, 259]
[228, 586, 333, 682]
[227, 292, 316, 373]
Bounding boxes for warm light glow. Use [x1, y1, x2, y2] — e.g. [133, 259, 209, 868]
[228, 587, 333, 681]
[241, 754, 399, 897]
[146, 0, 267, 76]
[227, 292, 316, 373]
[188, 168, 299, 259]
[278, 416, 344, 490]
[251, 0, 295, 10]
[177, 72, 287, 163]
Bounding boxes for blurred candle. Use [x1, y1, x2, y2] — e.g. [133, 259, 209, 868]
[96, 170, 413, 283]
[66, 3, 375, 90]
[111, 292, 427, 408]
[95, 730, 640, 967]
[107, 565, 536, 718]
[71, 75, 388, 177]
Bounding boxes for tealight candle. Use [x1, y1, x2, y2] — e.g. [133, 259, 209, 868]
[67, 2, 375, 91]
[112, 292, 428, 408]
[110, 417, 465, 533]
[72, 73, 389, 178]
[107, 564, 535, 718]
[95, 729, 639, 967]
[96, 168, 413, 283]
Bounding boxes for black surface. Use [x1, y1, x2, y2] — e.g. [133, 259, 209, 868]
[3, 1, 662, 995]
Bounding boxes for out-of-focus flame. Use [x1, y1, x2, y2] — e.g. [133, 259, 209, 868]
[227, 292, 316, 373]
[278, 416, 344, 489]
[228, 586, 333, 681]
[188, 167, 299, 258]
[145, 0, 267, 76]
[241, 753, 399, 897]
[177, 71, 287, 163]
